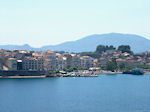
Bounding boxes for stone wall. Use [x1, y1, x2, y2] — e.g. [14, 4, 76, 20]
[0, 70, 45, 76]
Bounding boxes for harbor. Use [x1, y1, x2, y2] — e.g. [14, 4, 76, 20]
[0, 69, 150, 78]
[50, 71, 99, 77]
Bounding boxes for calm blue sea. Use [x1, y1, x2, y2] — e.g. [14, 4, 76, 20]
[0, 74, 150, 112]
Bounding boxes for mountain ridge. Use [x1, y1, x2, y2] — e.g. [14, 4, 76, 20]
[0, 33, 150, 53]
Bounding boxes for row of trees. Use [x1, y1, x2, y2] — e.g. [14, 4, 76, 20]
[96, 45, 132, 54]
[80, 45, 133, 58]
[96, 45, 116, 54]
[117, 45, 133, 54]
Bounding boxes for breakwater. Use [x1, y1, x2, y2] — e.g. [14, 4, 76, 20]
[0, 70, 45, 77]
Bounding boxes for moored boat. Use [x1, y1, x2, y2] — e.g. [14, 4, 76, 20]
[123, 68, 144, 75]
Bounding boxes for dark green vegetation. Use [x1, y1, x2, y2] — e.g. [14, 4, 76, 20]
[80, 45, 132, 58]
[96, 45, 116, 54]
[117, 45, 133, 54]
[105, 58, 117, 72]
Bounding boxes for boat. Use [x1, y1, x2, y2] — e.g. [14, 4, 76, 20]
[123, 68, 144, 75]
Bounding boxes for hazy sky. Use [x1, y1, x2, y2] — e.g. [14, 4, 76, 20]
[0, 0, 150, 47]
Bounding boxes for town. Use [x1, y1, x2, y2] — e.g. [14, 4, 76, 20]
[0, 45, 150, 77]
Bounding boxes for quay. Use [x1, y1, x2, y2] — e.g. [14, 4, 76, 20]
[0, 70, 46, 78]
[47, 71, 99, 77]
[0, 75, 46, 78]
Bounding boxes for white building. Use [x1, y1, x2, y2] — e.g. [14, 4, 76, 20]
[72, 55, 81, 68]
[80, 56, 94, 69]
[56, 56, 67, 70]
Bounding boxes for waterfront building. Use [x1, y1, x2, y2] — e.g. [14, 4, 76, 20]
[43, 50, 57, 71]
[56, 56, 67, 70]
[0, 61, 2, 70]
[62, 53, 81, 69]
[80, 56, 94, 69]
[63, 53, 73, 69]
[71, 55, 81, 68]
[17, 60, 23, 70]
[22, 57, 44, 71]
[7, 58, 17, 70]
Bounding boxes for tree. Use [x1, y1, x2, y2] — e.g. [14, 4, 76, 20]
[55, 70, 60, 73]
[118, 45, 132, 54]
[96, 45, 105, 54]
[106, 61, 116, 72]
[118, 63, 126, 70]
[49, 70, 53, 74]
[67, 68, 74, 72]
[96, 45, 116, 54]
[106, 58, 118, 72]
[112, 58, 117, 69]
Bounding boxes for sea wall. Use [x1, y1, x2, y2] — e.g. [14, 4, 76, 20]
[0, 70, 45, 76]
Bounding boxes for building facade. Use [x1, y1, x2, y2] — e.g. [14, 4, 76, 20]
[7, 58, 17, 70]
[80, 56, 94, 69]
[22, 57, 44, 71]
[44, 50, 57, 71]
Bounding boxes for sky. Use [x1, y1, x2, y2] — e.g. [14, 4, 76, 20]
[0, 0, 150, 47]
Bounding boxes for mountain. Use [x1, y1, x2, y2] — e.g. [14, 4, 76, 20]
[0, 44, 36, 51]
[41, 33, 150, 53]
[0, 33, 150, 53]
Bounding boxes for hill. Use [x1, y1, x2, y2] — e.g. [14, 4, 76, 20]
[41, 33, 150, 53]
[0, 33, 150, 53]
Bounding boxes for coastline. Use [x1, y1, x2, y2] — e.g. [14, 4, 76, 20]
[1, 71, 150, 79]
[47, 71, 123, 77]
[0, 75, 46, 79]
